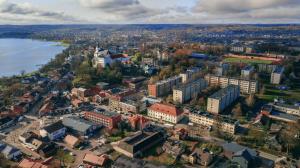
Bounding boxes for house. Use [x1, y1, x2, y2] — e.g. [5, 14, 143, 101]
[38, 142, 57, 158]
[162, 140, 186, 159]
[40, 121, 66, 141]
[222, 142, 258, 168]
[18, 158, 50, 168]
[232, 149, 255, 168]
[0, 142, 22, 160]
[0, 116, 14, 130]
[189, 148, 214, 166]
[62, 117, 100, 137]
[128, 115, 150, 131]
[64, 135, 81, 148]
[83, 153, 108, 167]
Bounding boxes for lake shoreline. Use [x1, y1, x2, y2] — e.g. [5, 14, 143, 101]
[0, 38, 67, 77]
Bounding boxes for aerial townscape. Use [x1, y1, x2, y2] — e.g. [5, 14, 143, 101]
[0, 1, 300, 168]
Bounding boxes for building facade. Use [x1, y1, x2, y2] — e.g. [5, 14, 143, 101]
[147, 103, 184, 124]
[179, 67, 202, 83]
[241, 66, 255, 79]
[84, 110, 122, 129]
[173, 78, 208, 103]
[148, 76, 182, 97]
[205, 74, 258, 94]
[271, 66, 284, 84]
[189, 111, 239, 134]
[207, 85, 240, 114]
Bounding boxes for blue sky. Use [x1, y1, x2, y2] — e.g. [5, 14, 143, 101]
[0, 0, 300, 24]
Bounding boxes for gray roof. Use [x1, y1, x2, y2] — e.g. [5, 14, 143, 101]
[1, 145, 20, 156]
[222, 142, 257, 157]
[233, 149, 254, 161]
[62, 117, 96, 133]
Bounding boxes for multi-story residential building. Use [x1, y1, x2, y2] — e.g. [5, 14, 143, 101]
[147, 103, 184, 124]
[215, 63, 229, 76]
[173, 78, 208, 103]
[179, 67, 202, 83]
[230, 46, 245, 53]
[271, 66, 284, 84]
[241, 66, 255, 79]
[84, 110, 122, 129]
[205, 74, 258, 94]
[257, 64, 278, 73]
[148, 76, 182, 97]
[109, 98, 146, 114]
[189, 111, 239, 134]
[207, 85, 240, 114]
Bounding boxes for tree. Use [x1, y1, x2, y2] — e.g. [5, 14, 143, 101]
[246, 94, 256, 108]
[232, 103, 243, 118]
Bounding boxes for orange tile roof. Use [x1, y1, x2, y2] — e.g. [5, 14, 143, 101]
[83, 154, 108, 166]
[148, 103, 183, 116]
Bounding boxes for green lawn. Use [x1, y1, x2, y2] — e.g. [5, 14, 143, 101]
[223, 58, 273, 64]
[258, 84, 300, 102]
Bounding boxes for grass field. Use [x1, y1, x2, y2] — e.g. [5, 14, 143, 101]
[223, 58, 273, 64]
[257, 84, 300, 102]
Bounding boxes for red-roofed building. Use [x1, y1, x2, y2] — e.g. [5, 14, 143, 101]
[83, 154, 108, 167]
[128, 115, 150, 130]
[147, 103, 184, 124]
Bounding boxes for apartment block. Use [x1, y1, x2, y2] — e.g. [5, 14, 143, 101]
[189, 111, 239, 134]
[147, 103, 184, 124]
[207, 85, 240, 114]
[257, 64, 278, 73]
[179, 67, 202, 83]
[109, 98, 146, 114]
[173, 78, 208, 103]
[148, 76, 182, 97]
[84, 110, 122, 129]
[271, 66, 284, 84]
[205, 74, 258, 94]
[241, 66, 255, 79]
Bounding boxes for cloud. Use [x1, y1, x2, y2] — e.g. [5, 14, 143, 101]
[192, 0, 300, 23]
[0, 1, 84, 24]
[79, 0, 139, 9]
[79, 0, 166, 21]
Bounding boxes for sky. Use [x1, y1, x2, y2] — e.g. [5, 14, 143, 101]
[0, 0, 300, 24]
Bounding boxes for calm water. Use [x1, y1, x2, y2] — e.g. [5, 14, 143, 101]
[0, 38, 66, 77]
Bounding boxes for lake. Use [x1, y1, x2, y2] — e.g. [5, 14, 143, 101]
[0, 38, 66, 77]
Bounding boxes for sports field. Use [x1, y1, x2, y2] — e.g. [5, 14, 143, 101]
[223, 57, 273, 64]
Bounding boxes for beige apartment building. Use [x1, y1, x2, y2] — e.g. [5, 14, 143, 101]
[148, 76, 182, 97]
[109, 98, 146, 114]
[173, 78, 208, 104]
[189, 111, 239, 134]
[270, 66, 284, 84]
[205, 74, 258, 94]
[207, 85, 240, 114]
[179, 67, 202, 83]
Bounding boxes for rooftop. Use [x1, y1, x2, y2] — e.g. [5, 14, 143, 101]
[209, 85, 239, 100]
[272, 66, 284, 74]
[42, 121, 65, 134]
[190, 110, 238, 125]
[148, 103, 183, 116]
[62, 117, 96, 133]
[88, 109, 120, 118]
